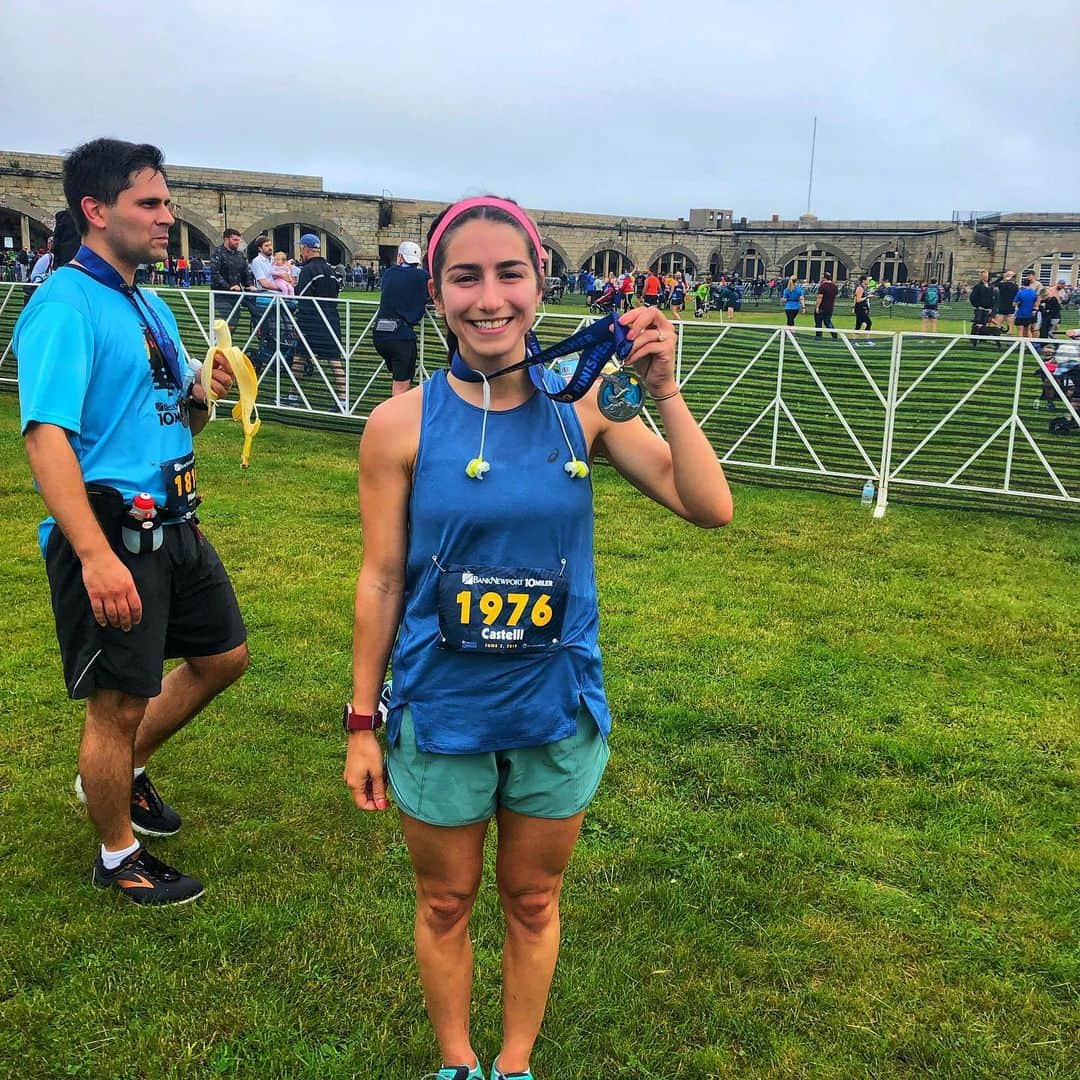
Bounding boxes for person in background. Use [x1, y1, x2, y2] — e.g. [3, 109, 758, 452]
[853, 275, 873, 341]
[210, 227, 255, 329]
[969, 269, 996, 341]
[992, 269, 1018, 332]
[373, 240, 430, 397]
[642, 267, 661, 307]
[249, 235, 276, 293]
[782, 274, 805, 327]
[271, 253, 296, 295]
[294, 233, 347, 406]
[30, 236, 55, 282]
[1013, 272, 1040, 340]
[814, 270, 838, 339]
[921, 279, 942, 333]
[1038, 282, 1062, 340]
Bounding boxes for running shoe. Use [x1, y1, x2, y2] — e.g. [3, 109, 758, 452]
[92, 847, 204, 906]
[76, 772, 182, 837]
[422, 1062, 482, 1080]
[491, 1060, 533, 1080]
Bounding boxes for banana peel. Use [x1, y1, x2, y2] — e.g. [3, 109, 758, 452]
[202, 319, 261, 468]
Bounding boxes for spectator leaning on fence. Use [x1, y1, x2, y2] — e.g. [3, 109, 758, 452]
[210, 227, 255, 329]
[249, 234, 276, 292]
[294, 233, 347, 407]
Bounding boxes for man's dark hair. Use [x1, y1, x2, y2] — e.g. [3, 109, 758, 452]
[254, 234, 270, 247]
[62, 138, 167, 236]
[223, 227, 241, 240]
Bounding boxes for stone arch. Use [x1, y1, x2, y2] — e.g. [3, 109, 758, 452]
[243, 210, 360, 262]
[0, 192, 59, 230]
[775, 238, 856, 272]
[172, 206, 219, 250]
[861, 240, 905, 270]
[542, 237, 571, 278]
[644, 243, 700, 273]
[577, 240, 639, 271]
[727, 242, 773, 279]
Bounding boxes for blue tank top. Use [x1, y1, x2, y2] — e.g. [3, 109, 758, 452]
[388, 368, 610, 754]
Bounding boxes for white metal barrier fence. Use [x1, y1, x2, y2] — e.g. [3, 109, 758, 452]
[2, 284, 1078, 515]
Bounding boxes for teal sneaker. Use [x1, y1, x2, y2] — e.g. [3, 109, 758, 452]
[491, 1060, 533, 1080]
[424, 1060, 483, 1080]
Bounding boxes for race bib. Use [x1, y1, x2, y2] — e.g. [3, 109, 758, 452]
[161, 451, 199, 517]
[437, 565, 568, 655]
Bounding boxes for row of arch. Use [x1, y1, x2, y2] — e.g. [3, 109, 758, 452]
[565, 244, 912, 283]
[0, 196, 360, 266]
[554, 240, 948, 283]
[3, 194, 1078, 286]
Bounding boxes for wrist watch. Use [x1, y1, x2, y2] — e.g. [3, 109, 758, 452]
[343, 702, 383, 733]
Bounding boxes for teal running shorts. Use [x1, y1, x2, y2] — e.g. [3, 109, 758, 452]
[387, 706, 609, 827]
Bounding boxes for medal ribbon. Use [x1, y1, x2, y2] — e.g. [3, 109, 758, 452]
[449, 314, 634, 402]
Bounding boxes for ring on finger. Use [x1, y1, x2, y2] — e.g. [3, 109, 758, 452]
[657, 330, 666, 342]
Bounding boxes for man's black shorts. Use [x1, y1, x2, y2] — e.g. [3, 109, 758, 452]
[374, 334, 417, 383]
[45, 496, 246, 700]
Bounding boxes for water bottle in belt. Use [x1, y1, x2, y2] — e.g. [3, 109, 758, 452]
[122, 493, 163, 555]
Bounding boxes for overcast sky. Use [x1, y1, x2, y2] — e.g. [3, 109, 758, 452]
[3, 0, 1077, 222]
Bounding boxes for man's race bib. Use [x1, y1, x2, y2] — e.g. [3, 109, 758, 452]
[161, 451, 199, 517]
[437, 565, 568, 655]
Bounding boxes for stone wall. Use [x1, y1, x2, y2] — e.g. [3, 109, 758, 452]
[2, 150, 1078, 280]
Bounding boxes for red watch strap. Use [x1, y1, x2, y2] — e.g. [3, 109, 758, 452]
[344, 703, 383, 732]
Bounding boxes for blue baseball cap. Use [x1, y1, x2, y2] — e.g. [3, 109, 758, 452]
[299, 233, 320, 249]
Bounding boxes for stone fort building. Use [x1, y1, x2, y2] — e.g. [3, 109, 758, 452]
[3, 150, 1078, 287]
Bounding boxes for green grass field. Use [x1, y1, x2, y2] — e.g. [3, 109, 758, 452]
[1, 396, 1077, 1079]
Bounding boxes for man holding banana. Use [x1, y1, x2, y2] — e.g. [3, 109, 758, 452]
[15, 138, 249, 906]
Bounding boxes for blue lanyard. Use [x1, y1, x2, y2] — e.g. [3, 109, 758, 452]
[71, 245, 184, 389]
[449, 314, 633, 403]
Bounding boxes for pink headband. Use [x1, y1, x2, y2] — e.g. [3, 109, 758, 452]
[426, 196, 544, 274]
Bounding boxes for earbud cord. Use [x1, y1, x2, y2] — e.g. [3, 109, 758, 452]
[551, 397, 588, 477]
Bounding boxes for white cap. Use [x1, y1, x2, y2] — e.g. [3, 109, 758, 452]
[398, 241, 422, 265]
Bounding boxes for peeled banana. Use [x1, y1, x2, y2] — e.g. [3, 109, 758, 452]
[202, 319, 261, 468]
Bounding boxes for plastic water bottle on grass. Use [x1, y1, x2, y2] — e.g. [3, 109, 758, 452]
[861, 480, 875, 508]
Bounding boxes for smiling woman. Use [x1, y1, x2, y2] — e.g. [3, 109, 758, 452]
[344, 196, 732, 1080]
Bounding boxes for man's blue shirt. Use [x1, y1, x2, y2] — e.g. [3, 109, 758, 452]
[1014, 286, 1038, 319]
[375, 264, 430, 340]
[15, 266, 196, 555]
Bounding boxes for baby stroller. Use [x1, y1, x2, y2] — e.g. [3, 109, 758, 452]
[588, 285, 618, 315]
[251, 294, 299, 375]
[543, 276, 565, 303]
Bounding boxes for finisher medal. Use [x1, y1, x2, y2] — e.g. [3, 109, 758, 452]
[597, 368, 646, 422]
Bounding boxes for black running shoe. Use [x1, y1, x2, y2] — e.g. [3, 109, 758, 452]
[75, 772, 182, 838]
[92, 847, 204, 906]
[130, 773, 182, 837]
